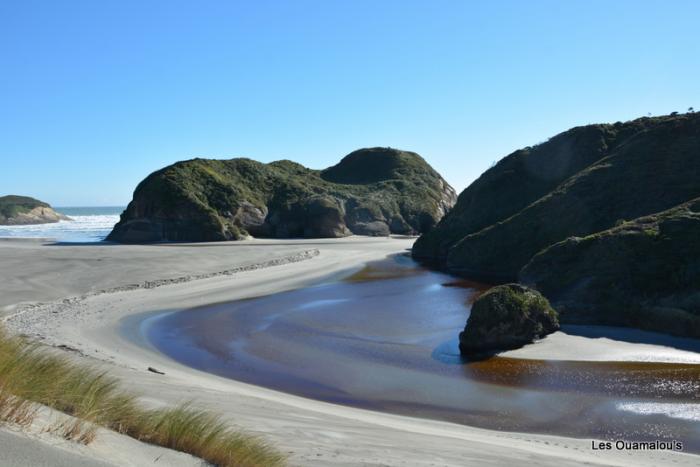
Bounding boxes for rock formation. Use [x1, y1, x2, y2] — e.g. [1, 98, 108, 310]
[0, 195, 70, 225]
[414, 112, 700, 338]
[459, 284, 559, 355]
[521, 198, 700, 338]
[108, 147, 456, 243]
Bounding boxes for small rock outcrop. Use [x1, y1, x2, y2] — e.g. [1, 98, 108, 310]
[108, 147, 456, 243]
[0, 195, 70, 225]
[459, 284, 560, 355]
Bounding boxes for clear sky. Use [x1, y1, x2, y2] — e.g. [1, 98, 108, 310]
[1, 1, 698, 206]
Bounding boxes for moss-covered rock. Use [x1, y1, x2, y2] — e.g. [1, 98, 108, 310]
[413, 113, 700, 282]
[459, 284, 559, 355]
[414, 124, 623, 264]
[415, 111, 700, 338]
[108, 148, 456, 243]
[520, 198, 700, 338]
[0, 195, 69, 225]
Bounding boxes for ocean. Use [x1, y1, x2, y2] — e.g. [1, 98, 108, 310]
[0, 206, 124, 243]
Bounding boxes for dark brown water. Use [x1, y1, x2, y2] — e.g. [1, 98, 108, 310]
[144, 255, 700, 451]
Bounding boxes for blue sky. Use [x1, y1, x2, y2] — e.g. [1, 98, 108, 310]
[1, 1, 698, 206]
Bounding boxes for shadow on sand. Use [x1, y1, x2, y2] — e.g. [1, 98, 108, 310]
[562, 324, 700, 353]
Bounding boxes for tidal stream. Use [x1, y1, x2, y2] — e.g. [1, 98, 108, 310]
[144, 254, 700, 450]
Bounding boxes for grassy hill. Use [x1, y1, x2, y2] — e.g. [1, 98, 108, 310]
[413, 112, 700, 337]
[521, 198, 700, 338]
[108, 147, 456, 242]
[0, 195, 50, 220]
[0, 195, 67, 225]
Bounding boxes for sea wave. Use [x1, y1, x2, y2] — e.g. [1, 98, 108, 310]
[0, 215, 120, 242]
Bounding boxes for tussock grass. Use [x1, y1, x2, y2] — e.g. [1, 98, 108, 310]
[0, 390, 36, 427]
[0, 326, 285, 466]
[49, 418, 98, 445]
[132, 403, 284, 467]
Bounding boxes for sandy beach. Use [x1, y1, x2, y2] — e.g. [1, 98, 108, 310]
[1, 236, 698, 467]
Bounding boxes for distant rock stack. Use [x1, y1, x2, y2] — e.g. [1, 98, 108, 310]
[0, 195, 70, 225]
[107, 147, 456, 243]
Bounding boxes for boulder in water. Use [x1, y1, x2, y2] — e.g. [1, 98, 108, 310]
[459, 284, 559, 355]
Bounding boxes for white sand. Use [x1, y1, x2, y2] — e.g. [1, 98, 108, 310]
[1, 237, 698, 466]
[0, 404, 201, 467]
[503, 327, 700, 363]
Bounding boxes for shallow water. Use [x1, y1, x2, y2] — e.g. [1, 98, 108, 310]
[145, 255, 700, 450]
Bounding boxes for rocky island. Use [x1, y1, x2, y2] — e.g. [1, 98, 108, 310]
[108, 147, 456, 242]
[0, 195, 70, 225]
[459, 284, 560, 355]
[414, 112, 700, 340]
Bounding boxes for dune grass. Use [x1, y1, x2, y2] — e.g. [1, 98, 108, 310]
[0, 325, 285, 467]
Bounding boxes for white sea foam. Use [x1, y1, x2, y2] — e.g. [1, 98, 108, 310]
[0, 212, 120, 242]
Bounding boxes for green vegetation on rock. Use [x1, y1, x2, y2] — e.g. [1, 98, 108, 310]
[0, 195, 48, 219]
[414, 113, 700, 280]
[108, 147, 456, 243]
[520, 198, 700, 338]
[414, 111, 700, 338]
[0, 195, 68, 225]
[459, 284, 559, 355]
